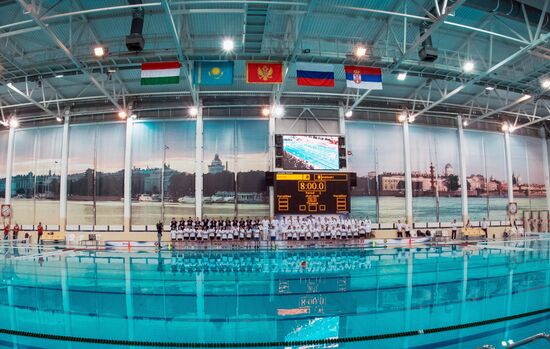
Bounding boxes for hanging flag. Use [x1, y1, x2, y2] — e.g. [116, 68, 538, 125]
[141, 61, 181, 85]
[344, 65, 383, 90]
[296, 62, 334, 87]
[246, 62, 283, 84]
[193, 61, 234, 86]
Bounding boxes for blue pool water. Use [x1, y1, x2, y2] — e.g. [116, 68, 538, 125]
[0, 240, 549, 348]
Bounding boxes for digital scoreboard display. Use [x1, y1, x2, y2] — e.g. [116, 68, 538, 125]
[274, 173, 350, 214]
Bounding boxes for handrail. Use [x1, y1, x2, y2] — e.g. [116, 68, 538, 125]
[507, 333, 550, 348]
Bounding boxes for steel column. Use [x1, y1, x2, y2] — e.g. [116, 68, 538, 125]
[59, 116, 70, 232]
[540, 128, 550, 211]
[4, 125, 15, 205]
[403, 119, 413, 224]
[457, 115, 469, 222]
[123, 119, 133, 232]
[195, 106, 203, 218]
[504, 130, 514, 206]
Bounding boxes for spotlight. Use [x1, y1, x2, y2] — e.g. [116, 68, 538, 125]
[222, 38, 234, 52]
[261, 107, 271, 117]
[397, 111, 407, 122]
[130, 113, 137, 120]
[9, 118, 19, 128]
[56, 116, 63, 122]
[6, 82, 14, 90]
[188, 106, 199, 117]
[463, 60, 474, 73]
[354, 45, 367, 58]
[463, 119, 469, 127]
[273, 105, 284, 118]
[94, 46, 106, 57]
[345, 110, 353, 118]
[507, 340, 514, 345]
[408, 115, 415, 123]
[501, 122, 509, 132]
[485, 86, 494, 91]
[55, 74, 64, 78]
[520, 93, 532, 101]
[118, 110, 127, 119]
[542, 79, 550, 89]
[107, 67, 117, 73]
[509, 125, 516, 133]
[397, 72, 407, 81]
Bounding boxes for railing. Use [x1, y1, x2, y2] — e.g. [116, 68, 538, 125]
[478, 333, 550, 349]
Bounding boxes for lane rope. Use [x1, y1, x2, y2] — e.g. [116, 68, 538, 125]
[0, 307, 548, 347]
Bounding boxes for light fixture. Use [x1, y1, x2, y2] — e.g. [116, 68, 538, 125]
[6, 82, 14, 90]
[501, 341, 507, 347]
[188, 106, 199, 117]
[501, 122, 509, 132]
[222, 38, 234, 52]
[485, 86, 494, 91]
[261, 107, 271, 117]
[273, 105, 285, 118]
[397, 111, 407, 122]
[56, 116, 63, 122]
[520, 93, 532, 101]
[408, 114, 415, 123]
[0, 120, 7, 127]
[55, 74, 64, 78]
[354, 45, 367, 58]
[107, 67, 117, 73]
[463, 60, 475, 73]
[9, 118, 19, 128]
[130, 113, 137, 120]
[507, 340, 514, 345]
[542, 79, 550, 89]
[93, 46, 106, 57]
[397, 72, 407, 81]
[509, 125, 516, 133]
[118, 110, 127, 119]
[463, 119, 469, 127]
[345, 110, 353, 118]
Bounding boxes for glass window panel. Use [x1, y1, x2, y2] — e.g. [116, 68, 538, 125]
[0, 131, 8, 198]
[203, 120, 236, 218]
[11, 129, 38, 225]
[236, 120, 269, 219]
[34, 127, 62, 225]
[131, 122, 164, 225]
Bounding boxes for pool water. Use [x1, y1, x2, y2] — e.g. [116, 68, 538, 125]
[0, 240, 548, 349]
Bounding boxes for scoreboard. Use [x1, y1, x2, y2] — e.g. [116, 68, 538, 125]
[274, 172, 350, 214]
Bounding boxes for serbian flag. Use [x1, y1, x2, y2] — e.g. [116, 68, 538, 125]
[246, 62, 283, 84]
[296, 63, 334, 87]
[344, 65, 383, 90]
[141, 61, 181, 85]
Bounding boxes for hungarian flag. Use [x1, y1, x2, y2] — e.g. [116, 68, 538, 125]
[246, 62, 283, 84]
[344, 65, 383, 90]
[141, 61, 181, 85]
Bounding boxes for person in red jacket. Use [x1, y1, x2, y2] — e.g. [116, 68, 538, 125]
[3, 224, 9, 240]
[12, 223, 20, 240]
[37, 222, 44, 244]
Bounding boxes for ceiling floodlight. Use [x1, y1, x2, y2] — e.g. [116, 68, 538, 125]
[397, 72, 407, 81]
[188, 106, 199, 117]
[273, 105, 285, 118]
[345, 110, 353, 118]
[463, 60, 475, 73]
[354, 45, 367, 58]
[118, 110, 127, 119]
[94, 46, 106, 57]
[261, 107, 271, 117]
[222, 38, 234, 52]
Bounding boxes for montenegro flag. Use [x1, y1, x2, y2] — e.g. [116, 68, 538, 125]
[193, 61, 234, 86]
[246, 62, 283, 84]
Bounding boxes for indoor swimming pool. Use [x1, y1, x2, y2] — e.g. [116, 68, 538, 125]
[0, 240, 548, 349]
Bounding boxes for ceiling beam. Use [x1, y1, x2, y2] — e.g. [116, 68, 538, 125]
[1, 81, 58, 118]
[273, 0, 317, 105]
[412, 30, 550, 119]
[15, 0, 123, 110]
[470, 94, 532, 124]
[160, 0, 198, 105]
[349, 0, 465, 112]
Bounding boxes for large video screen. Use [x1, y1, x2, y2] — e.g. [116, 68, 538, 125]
[283, 135, 339, 170]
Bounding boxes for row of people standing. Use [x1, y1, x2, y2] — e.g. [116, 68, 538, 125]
[3, 222, 43, 243]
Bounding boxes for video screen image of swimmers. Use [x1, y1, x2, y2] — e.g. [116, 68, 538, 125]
[282, 135, 339, 170]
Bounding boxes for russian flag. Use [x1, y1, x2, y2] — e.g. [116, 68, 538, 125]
[344, 65, 383, 90]
[296, 63, 334, 87]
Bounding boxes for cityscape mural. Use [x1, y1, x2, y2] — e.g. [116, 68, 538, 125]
[0, 120, 547, 226]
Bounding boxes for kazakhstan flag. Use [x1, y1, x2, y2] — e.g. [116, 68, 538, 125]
[193, 61, 234, 86]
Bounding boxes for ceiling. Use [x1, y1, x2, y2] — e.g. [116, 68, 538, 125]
[0, 0, 549, 133]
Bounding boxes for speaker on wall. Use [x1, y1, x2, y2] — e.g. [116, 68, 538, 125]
[265, 172, 275, 186]
[338, 137, 345, 146]
[275, 157, 283, 168]
[349, 172, 357, 187]
[275, 135, 283, 146]
[338, 147, 346, 157]
[339, 158, 347, 168]
[276, 147, 283, 156]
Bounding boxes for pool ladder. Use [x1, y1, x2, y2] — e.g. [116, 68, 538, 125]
[478, 333, 550, 348]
